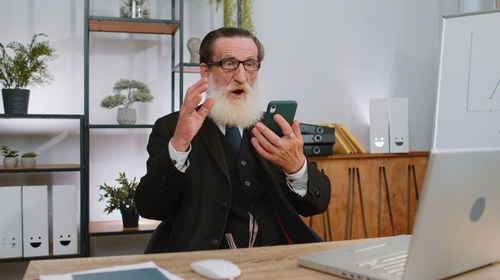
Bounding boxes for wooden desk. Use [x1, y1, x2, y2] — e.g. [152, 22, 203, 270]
[24, 239, 499, 280]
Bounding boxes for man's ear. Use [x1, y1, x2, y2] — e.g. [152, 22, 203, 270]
[200, 64, 209, 79]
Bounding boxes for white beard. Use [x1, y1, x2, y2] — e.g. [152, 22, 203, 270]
[206, 75, 263, 128]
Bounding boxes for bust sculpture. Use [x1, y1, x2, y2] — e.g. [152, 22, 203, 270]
[187, 37, 201, 63]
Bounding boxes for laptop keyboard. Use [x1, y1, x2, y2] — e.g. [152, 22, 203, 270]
[357, 251, 409, 277]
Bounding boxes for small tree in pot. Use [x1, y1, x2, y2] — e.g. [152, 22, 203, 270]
[0, 33, 57, 114]
[100, 79, 153, 125]
[98, 172, 139, 228]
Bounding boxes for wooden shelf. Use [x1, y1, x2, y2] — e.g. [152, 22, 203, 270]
[88, 17, 179, 34]
[89, 220, 161, 236]
[0, 164, 81, 173]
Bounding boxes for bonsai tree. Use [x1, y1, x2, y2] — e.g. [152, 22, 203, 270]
[100, 79, 153, 109]
[98, 172, 138, 214]
[0, 33, 57, 89]
[1, 145, 19, 158]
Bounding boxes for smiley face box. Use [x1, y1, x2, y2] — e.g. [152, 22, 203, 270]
[0, 186, 22, 259]
[22, 185, 49, 257]
[52, 185, 78, 255]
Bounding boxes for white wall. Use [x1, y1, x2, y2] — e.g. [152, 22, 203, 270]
[0, 0, 487, 248]
[1, 0, 496, 278]
[0, 0, 446, 223]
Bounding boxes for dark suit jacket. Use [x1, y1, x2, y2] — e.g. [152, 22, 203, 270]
[135, 111, 331, 253]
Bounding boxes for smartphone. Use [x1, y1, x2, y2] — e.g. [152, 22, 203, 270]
[262, 100, 298, 137]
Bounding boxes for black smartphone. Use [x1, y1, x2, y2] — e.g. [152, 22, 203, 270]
[262, 100, 298, 137]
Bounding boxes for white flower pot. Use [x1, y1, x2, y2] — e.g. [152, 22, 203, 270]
[3, 157, 18, 168]
[21, 157, 36, 168]
[117, 108, 137, 125]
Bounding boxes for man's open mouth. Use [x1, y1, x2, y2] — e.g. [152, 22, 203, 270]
[231, 88, 245, 95]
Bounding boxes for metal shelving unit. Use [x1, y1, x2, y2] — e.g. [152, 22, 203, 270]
[0, 114, 87, 262]
[83, 0, 186, 254]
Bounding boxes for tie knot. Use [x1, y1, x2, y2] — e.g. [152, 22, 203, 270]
[225, 126, 241, 151]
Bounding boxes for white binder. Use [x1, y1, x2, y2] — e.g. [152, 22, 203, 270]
[0, 186, 23, 258]
[22, 185, 49, 257]
[52, 185, 78, 255]
[388, 97, 409, 153]
[369, 98, 390, 153]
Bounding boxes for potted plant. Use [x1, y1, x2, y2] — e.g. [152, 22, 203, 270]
[100, 79, 153, 125]
[0, 33, 56, 114]
[210, 0, 255, 34]
[21, 152, 37, 168]
[1, 145, 19, 168]
[98, 172, 139, 228]
[120, 0, 150, 19]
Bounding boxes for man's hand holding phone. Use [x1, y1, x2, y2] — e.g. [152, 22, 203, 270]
[251, 101, 305, 174]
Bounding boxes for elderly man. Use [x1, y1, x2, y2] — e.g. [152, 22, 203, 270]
[135, 27, 331, 253]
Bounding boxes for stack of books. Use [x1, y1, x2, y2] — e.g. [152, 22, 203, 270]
[300, 123, 335, 156]
[318, 123, 366, 154]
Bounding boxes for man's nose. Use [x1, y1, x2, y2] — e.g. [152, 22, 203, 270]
[232, 64, 247, 83]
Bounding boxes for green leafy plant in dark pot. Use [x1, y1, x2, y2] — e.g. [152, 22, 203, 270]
[98, 172, 139, 228]
[0, 33, 56, 114]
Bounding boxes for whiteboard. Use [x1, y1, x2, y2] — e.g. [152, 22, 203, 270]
[433, 10, 500, 149]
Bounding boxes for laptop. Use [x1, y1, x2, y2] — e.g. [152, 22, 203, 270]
[298, 147, 500, 280]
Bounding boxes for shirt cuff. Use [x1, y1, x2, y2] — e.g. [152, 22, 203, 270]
[284, 156, 308, 197]
[168, 140, 191, 173]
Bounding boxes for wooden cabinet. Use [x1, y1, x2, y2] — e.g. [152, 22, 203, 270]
[304, 152, 429, 241]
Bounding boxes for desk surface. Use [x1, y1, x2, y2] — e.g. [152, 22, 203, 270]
[23, 239, 499, 280]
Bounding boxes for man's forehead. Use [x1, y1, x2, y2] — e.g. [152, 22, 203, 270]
[213, 37, 258, 59]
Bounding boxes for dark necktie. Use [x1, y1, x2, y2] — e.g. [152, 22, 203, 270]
[225, 126, 241, 151]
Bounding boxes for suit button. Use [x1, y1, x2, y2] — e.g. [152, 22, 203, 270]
[221, 202, 229, 210]
[240, 160, 247, 166]
[244, 181, 251, 187]
[314, 189, 320, 196]
[160, 175, 166, 180]
[210, 238, 219, 247]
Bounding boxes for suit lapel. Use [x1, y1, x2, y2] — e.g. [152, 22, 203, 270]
[198, 118, 230, 182]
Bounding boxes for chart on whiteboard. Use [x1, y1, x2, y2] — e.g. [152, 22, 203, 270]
[466, 31, 500, 112]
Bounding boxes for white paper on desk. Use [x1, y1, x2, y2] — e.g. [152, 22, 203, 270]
[39, 261, 184, 280]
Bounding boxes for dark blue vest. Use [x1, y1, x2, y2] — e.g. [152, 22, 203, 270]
[218, 129, 287, 249]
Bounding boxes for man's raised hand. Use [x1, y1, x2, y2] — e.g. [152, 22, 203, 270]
[171, 78, 214, 151]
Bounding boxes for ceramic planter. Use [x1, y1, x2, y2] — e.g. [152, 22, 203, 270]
[21, 157, 36, 168]
[120, 206, 139, 228]
[3, 157, 19, 168]
[117, 107, 137, 125]
[2, 89, 30, 114]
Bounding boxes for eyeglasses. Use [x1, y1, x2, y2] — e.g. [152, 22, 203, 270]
[205, 58, 261, 71]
